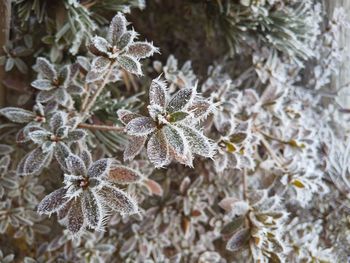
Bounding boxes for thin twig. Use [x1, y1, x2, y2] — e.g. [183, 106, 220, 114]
[242, 168, 247, 200]
[81, 61, 117, 118]
[260, 136, 285, 168]
[78, 123, 124, 132]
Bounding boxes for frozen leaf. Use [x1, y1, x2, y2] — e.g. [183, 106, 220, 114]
[117, 55, 142, 75]
[54, 142, 71, 170]
[0, 144, 13, 155]
[168, 112, 189, 123]
[20, 147, 52, 176]
[147, 130, 169, 167]
[99, 186, 137, 214]
[144, 179, 163, 196]
[149, 78, 167, 109]
[67, 129, 87, 142]
[124, 135, 147, 161]
[68, 200, 84, 234]
[167, 88, 195, 113]
[120, 237, 137, 255]
[89, 37, 111, 57]
[128, 42, 158, 59]
[58, 65, 71, 89]
[226, 228, 250, 252]
[66, 155, 87, 176]
[80, 150, 92, 169]
[179, 124, 214, 157]
[91, 56, 111, 72]
[28, 130, 50, 144]
[88, 159, 111, 178]
[56, 88, 70, 106]
[0, 107, 35, 123]
[107, 13, 127, 44]
[36, 90, 54, 103]
[221, 216, 245, 235]
[67, 84, 84, 94]
[36, 57, 56, 80]
[82, 190, 102, 228]
[163, 125, 186, 157]
[31, 79, 53, 91]
[117, 30, 137, 50]
[108, 165, 143, 184]
[50, 111, 66, 133]
[86, 69, 105, 83]
[117, 109, 141, 125]
[37, 188, 69, 215]
[188, 100, 212, 118]
[125, 117, 156, 136]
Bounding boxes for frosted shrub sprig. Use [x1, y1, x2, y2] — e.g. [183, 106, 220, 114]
[37, 152, 141, 235]
[119, 77, 215, 167]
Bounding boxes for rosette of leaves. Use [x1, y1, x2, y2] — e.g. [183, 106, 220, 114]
[220, 190, 288, 262]
[31, 57, 83, 107]
[17, 111, 86, 176]
[37, 152, 142, 235]
[0, 102, 57, 143]
[118, 77, 215, 167]
[87, 12, 158, 82]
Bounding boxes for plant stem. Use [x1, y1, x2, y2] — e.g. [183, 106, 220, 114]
[81, 61, 116, 118]
[242, 168, 247, 200]
[78, 123, 124, 132]
[260, 136, 285, 168]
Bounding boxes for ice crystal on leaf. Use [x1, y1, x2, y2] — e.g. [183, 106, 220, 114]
[37, 152, 140, 236]
[119, 77, 215, 167]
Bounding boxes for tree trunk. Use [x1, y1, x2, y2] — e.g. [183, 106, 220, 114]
[0, 0, 11, 108]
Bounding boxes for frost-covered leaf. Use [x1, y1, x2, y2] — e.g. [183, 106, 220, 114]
[56, 88, 70, 106]
[89, 37, 111, 57]
[107, 13, 127, 44]
[117, 109, 141, 125]
[67, 84, 84, 95]
[67, 129, 87, 142]
[86, 69, 106, 83]
[36, 57, 56, 80]
[188, 100, 212, 118]
[108, 165, 143, 184]
[19, 147, 52, 176]
[149, 78, 167, 109]
[91, 56, 111, 72]
[0, 144, 13, 155]
[226, 228, 250, 252]
[179, 125, 214, 157]
[31, 79, 53, 91]
[68, 200, 84, 234]
[125, 117, 156, 136]
[88, 159, 111, 178]
[120, 237, 137, 256]
[37, 188, 69, 215]
[168, 112, 189, 123]
[82, 190, 102, 228]
[124, 135, 147, 161]
[117, 55, 142, 75]
[28, 130, 50, 144]
[163, 125, 186, 157]
[99, 186, 137, 214]
[80, 149, 92, 169]
[0, 107, 35, 123]
[54, 142, 71, 170]
[66, 155, 87, 176]
[221, 216, 245, 235]
[167, 88, 195, 113]
[50, 111, 66, 133]
[117, 30, 137, 50]
[147, 130, 169, 167]
[58, 65, 71, 89]
[144, 179, 163, 196]
[36, 90, 55, 103]
[127, 42, 158, 59]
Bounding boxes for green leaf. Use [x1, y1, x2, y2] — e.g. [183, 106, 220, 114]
[168, 112, 189, 123]
[221, 216, 245, 235]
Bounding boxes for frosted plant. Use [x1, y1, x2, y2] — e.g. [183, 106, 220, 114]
[37, 152, 141, 235]
[0, 250, 14, 263]
[119, 77, 215, 167]
[87, 12, 158, 82]
[220, 190, 289, 262]
[31, 57, 83, 107]
[0, 154, 18, 198]
[17, 111, 86, 175]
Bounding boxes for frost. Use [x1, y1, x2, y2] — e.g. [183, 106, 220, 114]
[98, 186, 137, 214]
[125, 117, 156, 136]
[37, 188, 69, 215]
[147, 130, 169, 168]
[117, 55, 142, 76]
[0, 107, 35, 123]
